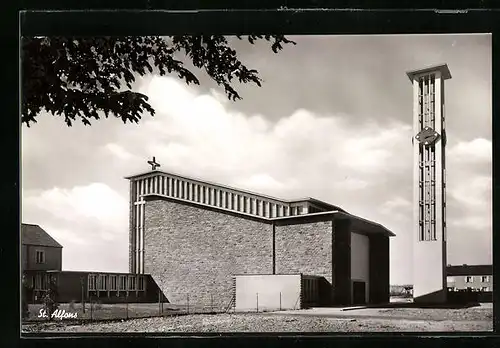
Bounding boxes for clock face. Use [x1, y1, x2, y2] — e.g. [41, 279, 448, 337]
[415, 126, 440, 146]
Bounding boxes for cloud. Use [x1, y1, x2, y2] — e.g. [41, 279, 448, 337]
[333, 178, 370, 191]
[338, 123, 413, 174]
[24, 183, 127, 228]
[134, 76, 413, 199]
[449, 215, 491, 231]
[449, 175, 491, 208]
[447, 175, 491, 233]
[36, 225, 90, 247]
[104, 143, 135, 160]
[22, 183, 129, 272]
[381, 197, 412, 215]
[378, 197, 413, 228]
[448, 138, 491, 163]
[233, 174, 299, 197]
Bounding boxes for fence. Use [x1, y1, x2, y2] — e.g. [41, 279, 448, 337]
[22, 292, 237, 323]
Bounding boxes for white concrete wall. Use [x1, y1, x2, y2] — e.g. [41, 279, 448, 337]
[235, 275, 301, 311]
[351, 232, 370, 303]
[413, 240, 446, 299]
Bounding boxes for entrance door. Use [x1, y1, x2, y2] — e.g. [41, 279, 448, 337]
[352, 281, 366, 305]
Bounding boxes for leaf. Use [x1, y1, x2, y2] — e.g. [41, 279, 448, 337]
[21, 35, 295, 127]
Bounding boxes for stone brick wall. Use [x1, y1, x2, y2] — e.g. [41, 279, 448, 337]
[143, 197, 274, 309]
[275, 217, 334, 286]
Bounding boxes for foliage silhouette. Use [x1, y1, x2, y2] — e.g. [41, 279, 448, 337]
[22, 35, 295, 127]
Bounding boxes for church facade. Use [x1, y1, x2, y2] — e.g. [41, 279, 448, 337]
[126, 169, 395, 308]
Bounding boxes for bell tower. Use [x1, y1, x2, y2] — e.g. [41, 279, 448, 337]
[407, 64, 451, 303]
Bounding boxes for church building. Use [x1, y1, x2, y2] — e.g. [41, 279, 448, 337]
[126, 163, 395, 309]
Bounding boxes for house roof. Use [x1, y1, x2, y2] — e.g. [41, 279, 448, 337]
[21, 224, 63, 248]
[447, 264, 492, 276]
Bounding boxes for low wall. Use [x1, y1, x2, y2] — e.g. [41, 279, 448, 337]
[448, 290, 493, 304]
[234, 274, 301, 311]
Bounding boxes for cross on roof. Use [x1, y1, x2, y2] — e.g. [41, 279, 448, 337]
[147, 156, 160, 171]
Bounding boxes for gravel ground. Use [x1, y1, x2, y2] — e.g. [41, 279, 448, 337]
[22, 310, 493, 333]
[376, 306, 493, 322]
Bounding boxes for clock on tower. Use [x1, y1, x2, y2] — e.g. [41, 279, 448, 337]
[415, 126, 441, 146]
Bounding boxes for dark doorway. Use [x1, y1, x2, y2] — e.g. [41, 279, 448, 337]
[352, 281, 366, 305]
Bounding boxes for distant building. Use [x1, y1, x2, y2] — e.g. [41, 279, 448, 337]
[23, 270, 165, 304]
[21, 223, 63, 273]
[447, 264, 493, 292]
[402, 285, 413, 296]
[21, 223, 165, 304]
[389, 284, 413, 297]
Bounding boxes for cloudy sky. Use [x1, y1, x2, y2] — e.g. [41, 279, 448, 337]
[21, 34, 491, 285]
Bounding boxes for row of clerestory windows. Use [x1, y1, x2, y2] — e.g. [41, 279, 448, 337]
[88, 274, 145, 291]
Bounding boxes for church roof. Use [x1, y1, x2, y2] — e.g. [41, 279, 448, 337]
[21, 223, 63, 248]
[125, 169, 346, 212]
[127, 168, 395, 237]
[142, 193, 396, 237]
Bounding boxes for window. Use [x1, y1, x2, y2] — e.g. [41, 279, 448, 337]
[465, 276, 473, 283]
[481, 276, 490, 283]
[98, 275, 107, 290]
[119, 275, 127, 290]
[35, 250, 45, 264]
[128, 276, 136, 290]
[40, 274, 48, 290]
[34, 274, 42, 290]
[138, 276, 144, 291]
[88, 274, 97, 290]
[109, 275, 117, 291]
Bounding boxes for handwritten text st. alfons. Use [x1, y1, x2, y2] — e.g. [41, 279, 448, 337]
[38, 308, 78, 320]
